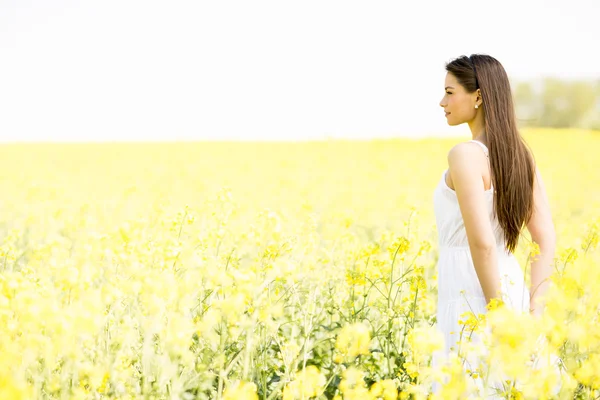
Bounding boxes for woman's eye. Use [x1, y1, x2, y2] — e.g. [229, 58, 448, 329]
[446, 92, 452, 95]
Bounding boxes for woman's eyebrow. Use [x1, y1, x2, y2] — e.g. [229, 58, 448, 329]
[445, 86, 455, 90]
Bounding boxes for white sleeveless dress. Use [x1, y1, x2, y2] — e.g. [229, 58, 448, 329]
[430, 140, 531, 394]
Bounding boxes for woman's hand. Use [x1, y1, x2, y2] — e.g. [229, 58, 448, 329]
[529, 306, 544, 318]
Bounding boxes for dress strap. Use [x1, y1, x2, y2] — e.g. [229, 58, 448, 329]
[469, 140, 493, 191]
[469, 140, 489, 158]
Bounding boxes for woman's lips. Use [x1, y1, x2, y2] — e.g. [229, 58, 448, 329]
[445, 112, 451, 116]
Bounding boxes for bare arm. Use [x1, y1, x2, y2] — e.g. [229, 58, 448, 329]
[526, 166, 556, 317]
[448, 144, 501, 304]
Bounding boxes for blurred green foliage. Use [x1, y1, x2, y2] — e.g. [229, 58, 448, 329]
[513, 78, 600, 129]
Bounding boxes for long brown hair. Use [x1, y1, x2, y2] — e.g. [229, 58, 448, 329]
[445, 54, 536, 253]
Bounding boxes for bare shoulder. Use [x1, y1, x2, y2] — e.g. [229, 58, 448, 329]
[446, 142, 490, 191]
[447, 141, 486, 160]
[447, 141, 488, 168]
[446, 142, 497, 249]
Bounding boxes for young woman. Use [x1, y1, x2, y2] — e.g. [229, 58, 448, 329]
[432, 54, 556, 393]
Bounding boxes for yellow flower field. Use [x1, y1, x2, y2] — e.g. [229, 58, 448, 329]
[0, 128, 598, 399]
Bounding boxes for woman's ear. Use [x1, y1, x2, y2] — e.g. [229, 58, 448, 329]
[476, 89, 483, 106]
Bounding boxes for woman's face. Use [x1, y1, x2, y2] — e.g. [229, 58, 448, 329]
[439, 72, 478, 126]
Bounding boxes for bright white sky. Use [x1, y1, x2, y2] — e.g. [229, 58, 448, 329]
[0, 0, 598, 142]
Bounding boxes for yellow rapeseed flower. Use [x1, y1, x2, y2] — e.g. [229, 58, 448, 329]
[369, 379, 398, 400]
[335, 322, 372, 360]
[283, 365, 326, 400]
[223, 380, 259, 400]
